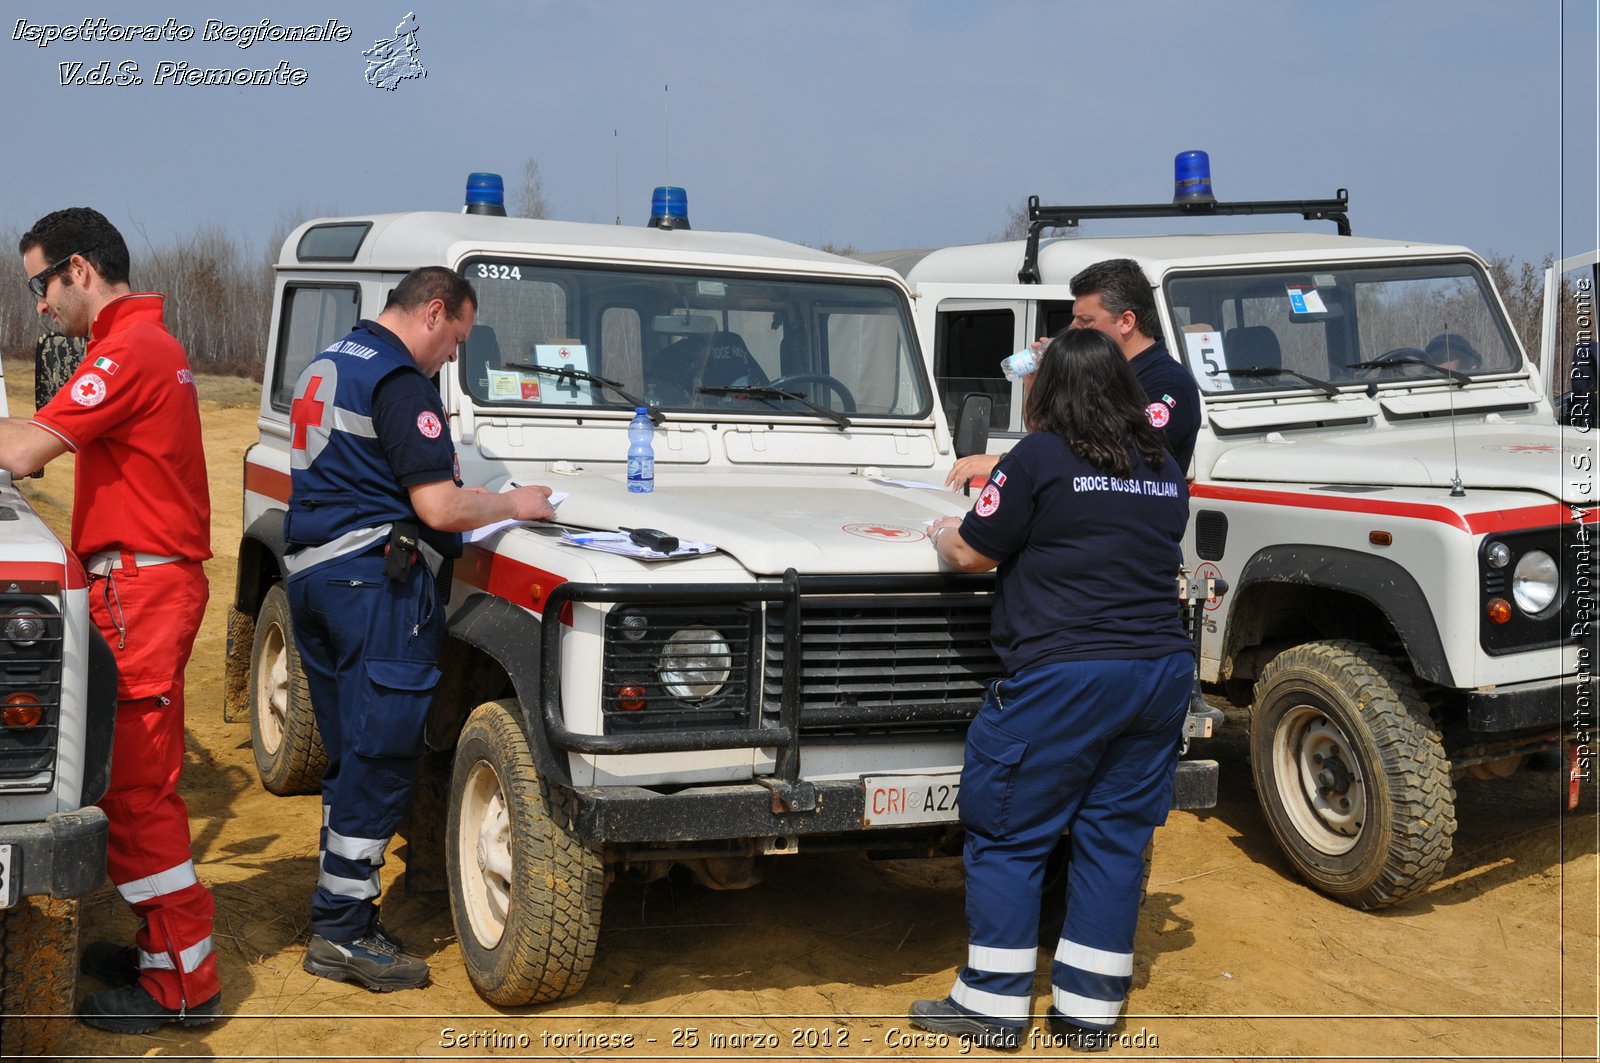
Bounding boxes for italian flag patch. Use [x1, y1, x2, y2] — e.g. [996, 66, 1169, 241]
[92, 356, 119, 376]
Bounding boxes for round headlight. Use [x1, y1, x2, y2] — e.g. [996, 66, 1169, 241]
[1511, 550, 1560, 615]
[1485, 541, 1512, 569]
[3, 616, 44, 646]
[659, 626, 732, 700]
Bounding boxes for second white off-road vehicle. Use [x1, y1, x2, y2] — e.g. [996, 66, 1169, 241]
[869, 181, 1597, 909]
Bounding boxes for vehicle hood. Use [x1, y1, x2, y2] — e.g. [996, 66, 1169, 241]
[1210, 421, 1587, 504]
[551, 472, 970, 576]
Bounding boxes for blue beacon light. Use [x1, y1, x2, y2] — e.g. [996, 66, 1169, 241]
[647, 185, 691, 230]
[464, 172, 507, 216]
[1173, 150, 1216, 203]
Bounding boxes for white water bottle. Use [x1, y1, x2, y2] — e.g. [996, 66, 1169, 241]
[627, 407, 654, 493]
[1000, 346, 1040, 382]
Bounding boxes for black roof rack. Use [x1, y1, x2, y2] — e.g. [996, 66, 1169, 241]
[1017, 189, 1351, 284]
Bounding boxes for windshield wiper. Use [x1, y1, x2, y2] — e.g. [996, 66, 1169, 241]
[1347, 358, 1471, 388]
[504, 362, 664, 424]
[1210, 366, 1341, 397]
[697, 385, 852, 430]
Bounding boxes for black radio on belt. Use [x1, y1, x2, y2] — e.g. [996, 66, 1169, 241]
[385, 520, 421, 581]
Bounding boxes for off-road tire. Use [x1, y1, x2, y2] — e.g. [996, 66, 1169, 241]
[1251, 639, 1455, 909]
[446, 700, 603, 1005]
[0, 895, 80, 1060]
[249, 583, 326, 795]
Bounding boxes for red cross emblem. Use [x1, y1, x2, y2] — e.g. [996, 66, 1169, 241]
[842, 522, 924, 542]
[290, 375, 327, 451]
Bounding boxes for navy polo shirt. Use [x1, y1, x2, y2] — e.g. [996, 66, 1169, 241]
[1128, 340, 1201, 474]
[364, 321, 458, 489]
[960, 431, 1193, 675]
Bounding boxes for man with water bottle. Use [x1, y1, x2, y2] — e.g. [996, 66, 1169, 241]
[283, 266, 555, 991]
[945, 258, 1201, 487]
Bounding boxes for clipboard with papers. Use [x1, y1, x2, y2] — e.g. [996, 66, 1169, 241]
[559, 530, 716, 560]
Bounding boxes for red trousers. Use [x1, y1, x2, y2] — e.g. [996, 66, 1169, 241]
[89, 558, 219, 1011]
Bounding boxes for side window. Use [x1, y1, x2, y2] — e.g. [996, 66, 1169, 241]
[935, 307, 1014, 430]
[1037, 300, 1074, 340]
[271, 285, 358, 411]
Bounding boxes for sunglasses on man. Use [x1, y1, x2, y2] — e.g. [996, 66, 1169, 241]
[27, 252, 81, 299]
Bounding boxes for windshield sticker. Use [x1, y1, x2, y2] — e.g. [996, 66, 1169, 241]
[1183, 329, 1233, 391]
[486, 368, 543, 402]
[1287, 287, 1328, 314]
[532, 344, 594, 404]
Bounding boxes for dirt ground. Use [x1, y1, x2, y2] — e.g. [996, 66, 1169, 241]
[6, 364, 1597, 1062]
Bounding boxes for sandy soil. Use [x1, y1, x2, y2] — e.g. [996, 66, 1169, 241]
[6, 364, 1597, 1062]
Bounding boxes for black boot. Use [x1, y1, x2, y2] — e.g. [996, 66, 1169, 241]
[79, 982, 222, 1033]
[79, 941, 139, 985]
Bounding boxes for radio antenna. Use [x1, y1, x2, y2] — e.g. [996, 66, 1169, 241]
[1443, 324, 1465, 496]
[663, 84, 670, 184]
[613, 128, 621, 225]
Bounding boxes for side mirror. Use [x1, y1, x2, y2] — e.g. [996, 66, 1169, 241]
[953, 393, 992, 459]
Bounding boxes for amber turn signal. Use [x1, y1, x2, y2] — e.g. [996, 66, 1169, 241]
[617, 685, 647, 711]
[1486, 598, 1512, 624]
[2, 692, 42, 728]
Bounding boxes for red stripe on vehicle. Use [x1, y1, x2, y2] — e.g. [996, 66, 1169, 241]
[456, 545, 572, 625]
[245, 462, 291, 504]
[1192, 483, 1599, 535]
[0, 561, 79, 591]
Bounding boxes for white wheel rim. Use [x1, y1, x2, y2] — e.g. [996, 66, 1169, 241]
[1271, 703, 1367, 856]
[254, 622, 288, 755]
[458, 759, 513, 950]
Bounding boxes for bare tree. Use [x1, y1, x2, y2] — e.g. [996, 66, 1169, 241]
[513, 158, 551, 220]
[1483, 251, 1550, 361]
[994, 198, 1032, 242]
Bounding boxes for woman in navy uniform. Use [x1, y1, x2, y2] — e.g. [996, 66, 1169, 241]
[913, 328, 1193, 1051]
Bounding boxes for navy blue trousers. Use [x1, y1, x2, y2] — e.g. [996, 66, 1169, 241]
[288, 552, 443, 942]
[949, 651, 1192, 1030]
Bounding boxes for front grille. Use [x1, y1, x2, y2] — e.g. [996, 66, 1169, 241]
[0, 595, 64, 782]
[763, 594, 999, 735]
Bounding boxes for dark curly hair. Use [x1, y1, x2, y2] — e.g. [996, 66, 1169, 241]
[18, 207, 131, 286]
[1024, 328, 1168, 476]
[1069, 257, 1161, 341]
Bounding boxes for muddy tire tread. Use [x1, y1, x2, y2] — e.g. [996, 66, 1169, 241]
[1251, 639, 1456, 909]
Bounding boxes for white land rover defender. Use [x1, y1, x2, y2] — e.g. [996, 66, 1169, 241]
[868, 173, 1598, 910]
[0, 355, 118, 1057]
[226, 178, 1219, 1006]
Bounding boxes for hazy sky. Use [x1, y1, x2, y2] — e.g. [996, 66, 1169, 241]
[1, 1, 1595, 267]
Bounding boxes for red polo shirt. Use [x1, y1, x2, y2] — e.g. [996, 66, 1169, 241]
[32, 293, 211, 562]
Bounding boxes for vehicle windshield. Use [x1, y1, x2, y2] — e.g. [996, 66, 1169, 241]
[1164, 260, 1523, 396]
[457, 258, 930, 418]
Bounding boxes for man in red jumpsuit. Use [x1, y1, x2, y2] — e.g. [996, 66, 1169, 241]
[0, 207, 220, 1032]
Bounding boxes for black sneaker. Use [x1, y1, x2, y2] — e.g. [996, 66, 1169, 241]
[1045, 1008, 1113, 1053]
[79, 982, 221, 1033]
[303, 931, 429, 991]
[80, 941, 139, 985]
[908, 997, 1022, 1051]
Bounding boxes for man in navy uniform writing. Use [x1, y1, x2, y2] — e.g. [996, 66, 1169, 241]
[285, 266, 554, 990]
